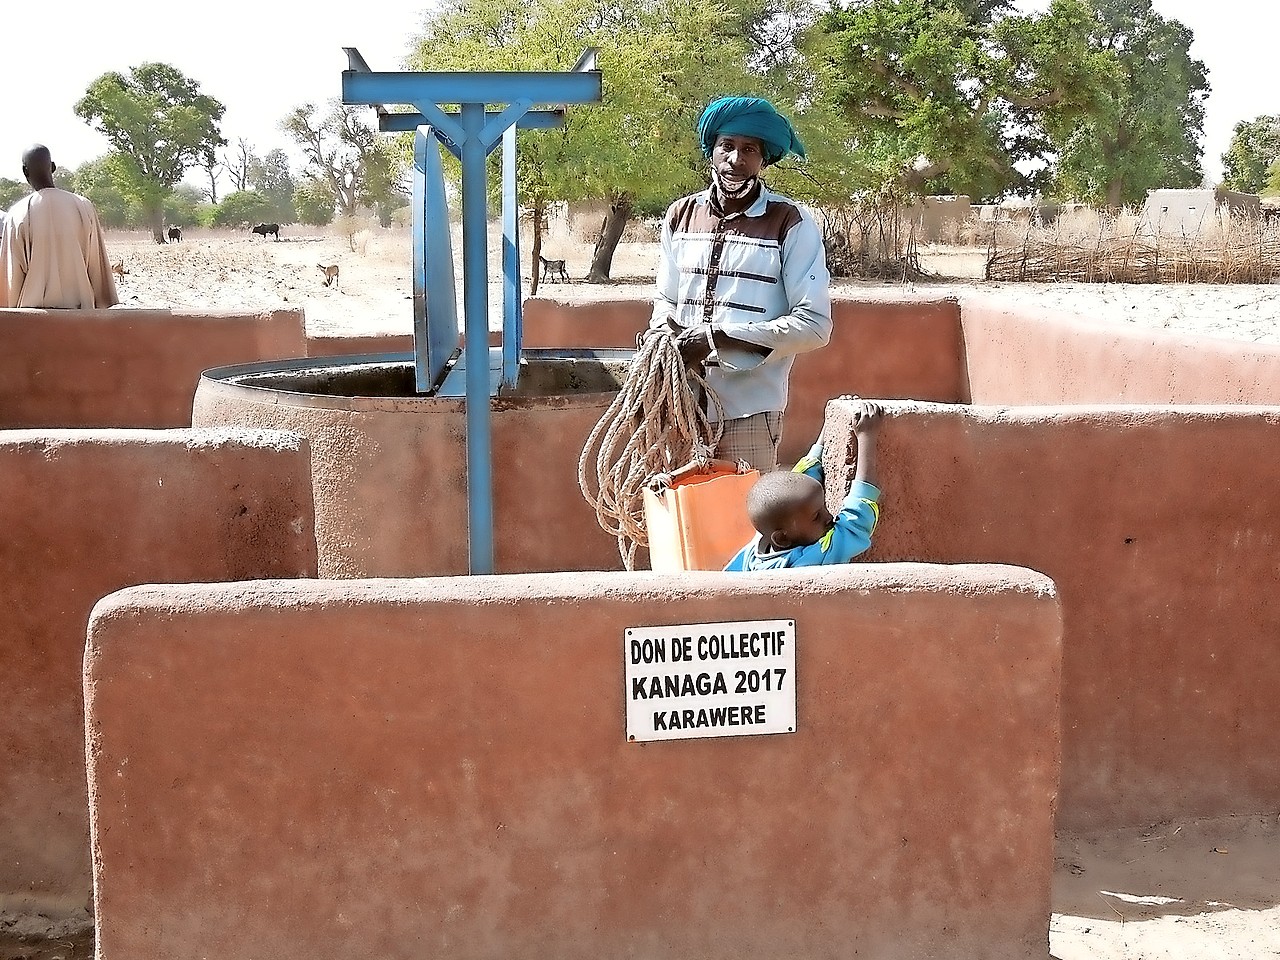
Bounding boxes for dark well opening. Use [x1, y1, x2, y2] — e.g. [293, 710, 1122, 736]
[219, 355, 631, 399]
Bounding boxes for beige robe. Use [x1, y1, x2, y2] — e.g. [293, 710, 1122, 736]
[0, 188, 119, 309]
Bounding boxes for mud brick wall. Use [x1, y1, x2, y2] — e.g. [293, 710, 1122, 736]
[0, 429, 317, 912]
[0, 308, 306, 428]
[86, 566, 1059, 960]
[824, 400, 1280, 831]
[523, 296, 968, 463]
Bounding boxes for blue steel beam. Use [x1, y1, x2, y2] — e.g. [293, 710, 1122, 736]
[343, 70, 601, 108]
[459, 103, 496, 574]
[501, 122, 522, 389]
[412, 128, 460, 392]
[340, 45, 603, 575]
[380, 109, 565, 133]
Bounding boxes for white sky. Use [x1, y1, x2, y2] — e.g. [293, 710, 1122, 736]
[0, 0, 1268, 189]
[0, 0, 433, 188]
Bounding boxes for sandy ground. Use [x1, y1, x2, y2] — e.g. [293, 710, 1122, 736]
[18, 225, 1266, 960]
[102, 227, 1280, 347]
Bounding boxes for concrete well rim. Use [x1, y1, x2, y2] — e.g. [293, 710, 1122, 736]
[197, 349, 634, 414]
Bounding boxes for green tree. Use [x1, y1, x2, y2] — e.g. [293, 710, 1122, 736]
[74, 62, 226, 241]
[810, 0, 1115, 204]
[1222, 115, 1280, 194]
[212, 190, 273, 227]
[360, 141, 410, 227]
[249, 148, 298, 224]
[407, 0, 763, 283]
[164, 185, 207, 230]
[0, 178, 27, 211]
[293, 179, 337, 225]
[1046, 0, 1207, 207]
[282, 102, 404, 218]
[69, 156, 140, 229]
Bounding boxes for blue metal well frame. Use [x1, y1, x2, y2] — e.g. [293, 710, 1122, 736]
[342, 50, 602, 574]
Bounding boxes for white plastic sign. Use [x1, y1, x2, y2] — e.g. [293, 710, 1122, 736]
[625, 619, 796, 742]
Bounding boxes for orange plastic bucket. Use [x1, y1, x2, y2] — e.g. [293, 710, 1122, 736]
[643, 466, 760, 571]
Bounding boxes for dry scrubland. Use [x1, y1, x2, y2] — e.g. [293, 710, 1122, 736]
[104, 223, 1280, 346]
[7, 222, 1278, 960]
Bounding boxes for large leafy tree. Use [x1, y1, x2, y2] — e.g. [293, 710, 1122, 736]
[406, 0, 763, 283]
[1046, 0, 1207, 207]
[1221, 115, 1280, 194]
[249, 148, 299, 224]
[0, 178, 27, 211]
[74, 62, 226, 240]
[282, 102, 405, 220]
[293, 179, 337, 226]
[67, 157, 139, 229]
[810, 0, 1116, 203]
[212, 190, 273, 227]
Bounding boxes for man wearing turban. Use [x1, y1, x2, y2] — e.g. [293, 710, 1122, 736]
[648, 96, 832, 471]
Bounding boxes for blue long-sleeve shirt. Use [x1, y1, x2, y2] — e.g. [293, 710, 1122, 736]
[725, 443, 881, 571]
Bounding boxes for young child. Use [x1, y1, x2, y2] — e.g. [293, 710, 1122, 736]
[724, 398, 884, 570]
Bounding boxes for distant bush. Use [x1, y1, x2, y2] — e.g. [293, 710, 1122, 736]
[212, 190, 272, 227]
[294, 180, 336, 226]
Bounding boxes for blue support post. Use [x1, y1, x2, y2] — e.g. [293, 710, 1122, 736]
[501, 123, 522, 389]
[340, 48, 602, 575]
[459, 103, 495, 574]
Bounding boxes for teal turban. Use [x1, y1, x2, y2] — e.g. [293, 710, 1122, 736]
[697, 96, 806, 166]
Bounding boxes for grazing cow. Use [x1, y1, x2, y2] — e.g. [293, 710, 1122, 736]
[538, 254, 569, 282]
[251, 222, 280, 240]
[317, 263, 340, 288]
[167, 226, 182, 243]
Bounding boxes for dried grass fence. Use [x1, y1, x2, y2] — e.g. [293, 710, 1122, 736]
[987, 210, 1280, 284]
[820, 202, 924, 280]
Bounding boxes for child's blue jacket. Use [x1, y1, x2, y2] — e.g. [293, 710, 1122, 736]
[724, 443, 881, 571]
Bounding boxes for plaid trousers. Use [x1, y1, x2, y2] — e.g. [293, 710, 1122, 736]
[714, 411, 783, 472]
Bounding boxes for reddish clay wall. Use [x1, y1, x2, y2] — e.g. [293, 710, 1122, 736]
[821, 400, 1280, 831]
[192, 375, 627, 577]
[960, 295, 1280, 404]
[305, 332, 414, 357]
[523, 296, 967, 462]
[0, 308, 306, 429]
[0, 430, 317, 911]
[86, 566, 1061, 960]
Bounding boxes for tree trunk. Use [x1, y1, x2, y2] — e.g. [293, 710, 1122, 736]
[147, 203, 165, 243]
[529, 200, 545, 298]
[586, 195, 634, 283]
[1105, 177, 1124, 212]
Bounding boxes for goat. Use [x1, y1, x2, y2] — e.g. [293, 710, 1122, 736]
[538, 255, 569, 283]
[317, 263, 340, 288]
[251, 222, 280, 240]
[167, 226, 182, 243]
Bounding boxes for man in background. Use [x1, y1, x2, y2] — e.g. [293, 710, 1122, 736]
[0, 144, 118, 308]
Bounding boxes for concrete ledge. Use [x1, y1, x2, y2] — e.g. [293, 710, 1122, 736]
[961, 294, 1280, 404]
[0, 429, 318, 905]
[823, 399, 1280, 830]
[0, 308, 307, 428]
[86, 566, 1060, 960]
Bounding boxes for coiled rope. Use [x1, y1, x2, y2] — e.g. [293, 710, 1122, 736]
[578, 331, 723, 569]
